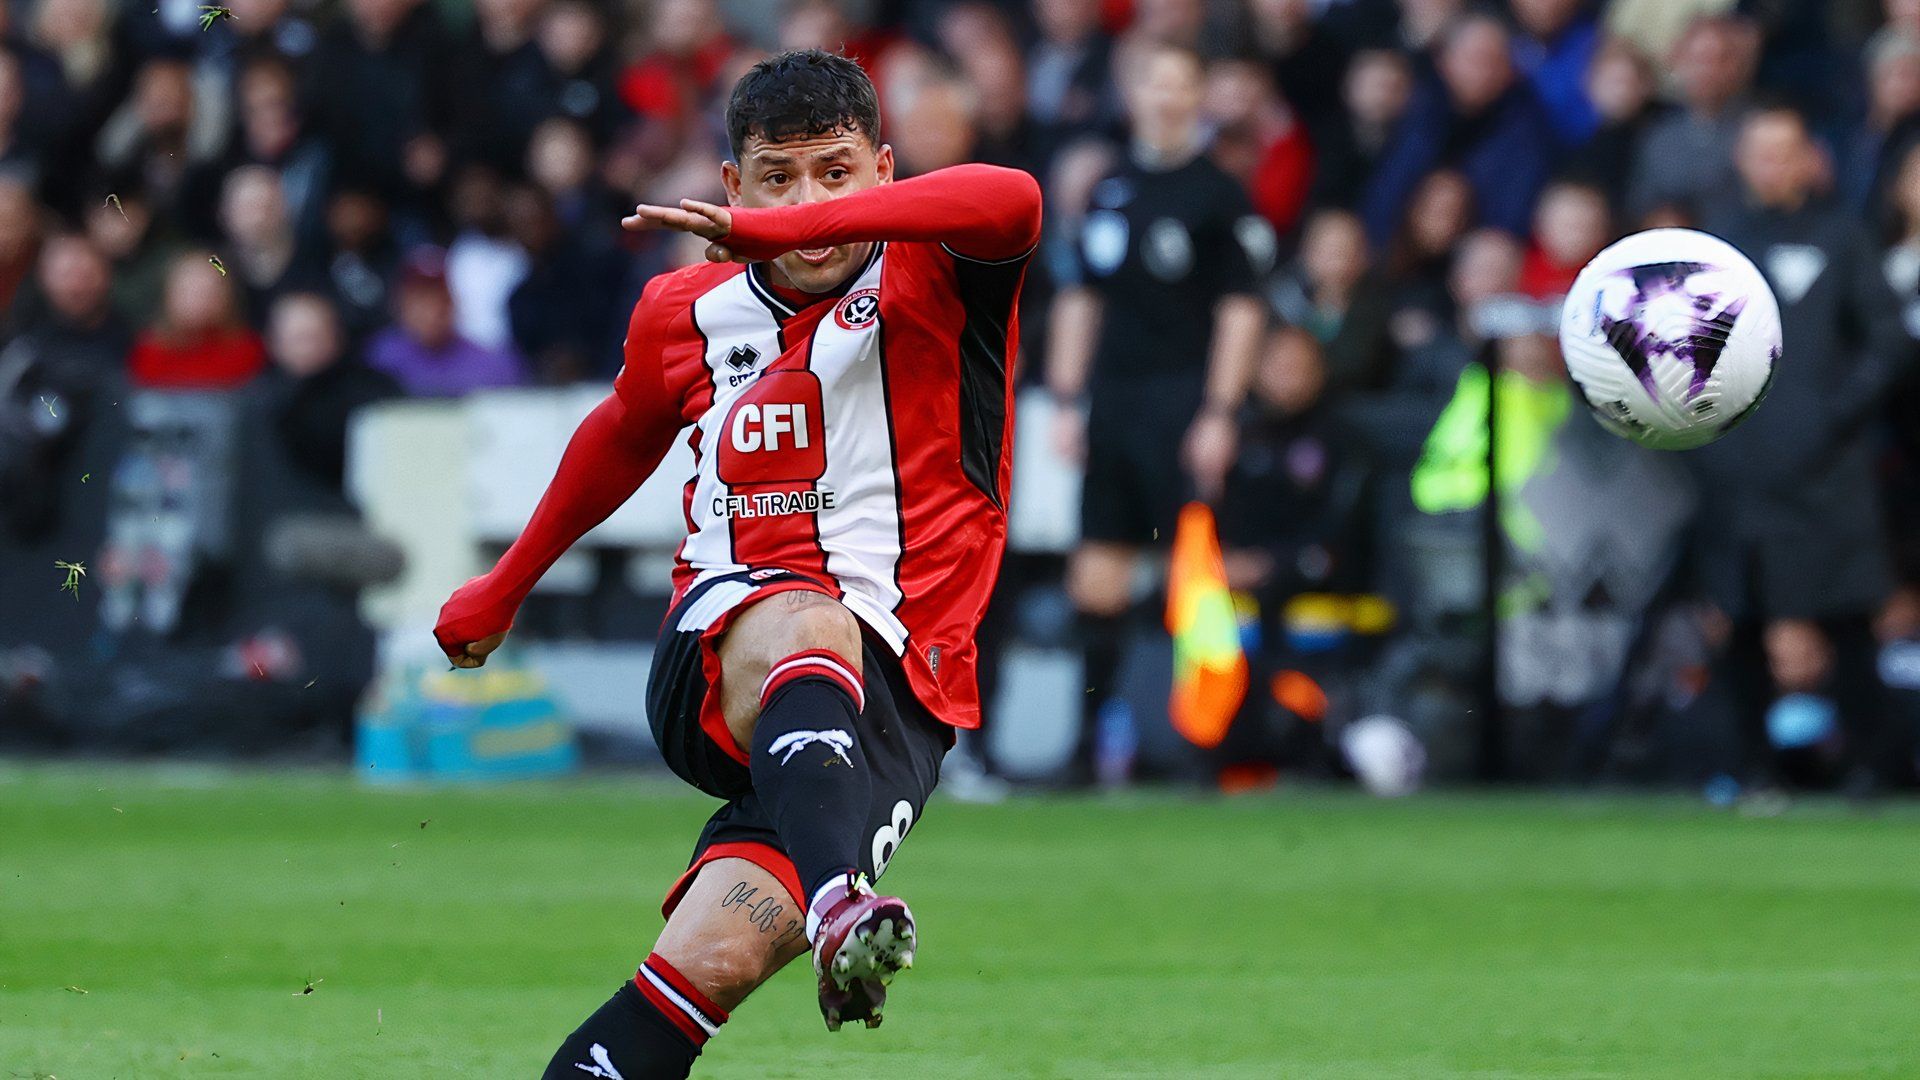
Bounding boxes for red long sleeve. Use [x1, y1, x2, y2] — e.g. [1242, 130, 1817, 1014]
[434, 293, 686, 656]
[723, 163, 1043, 264]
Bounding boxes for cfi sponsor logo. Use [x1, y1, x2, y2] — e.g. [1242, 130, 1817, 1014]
[834, 288, 881, 331]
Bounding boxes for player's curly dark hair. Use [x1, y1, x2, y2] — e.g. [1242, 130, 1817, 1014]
[725, 49, 881, 161]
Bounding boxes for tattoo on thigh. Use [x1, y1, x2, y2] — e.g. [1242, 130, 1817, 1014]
[719, 880, 804, 947]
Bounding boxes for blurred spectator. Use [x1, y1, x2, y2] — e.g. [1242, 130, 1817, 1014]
[1878, 140, 1920, 621]
[184, 57, 331, 245]
[527, 117, 619, 243]
[1446, 228, 1527, 324]
[890, 74, 983, 178]
[1126, 0, 1210, 52]
[307, 0, 459, 200]
[1694, 103, 1916, 794]
[1859, 31, 1920, 211]
[128, 250, 267, 388]
[1408, 328, 1572, 562]
[365, 248, 525, 397]
[1567, 37, 1669, 210]
[1363, 13, 1554, 244]
[1383, 169, 1476, 352]
[779, 0, 880, 60]
[1343, 229, 1525, 502]
[947, 12, 1038, 175]
[503, 184, 623, 383]
[618, 0, 733, 167]
[82, 178, 182, 326]
[1626, 15, 1760, 219]
[94, 58, 224, 218]
[219, 0, 320, 70]
[532, 0, 625, 146]
[444, 165, 530, 350]
[0, 176, 40, 314]
[1219, 325, 1371, 603]
[1879, 0, 1920, 51]
[28, 0, 123, 169]
[0, 49, 44, 186]
[1308, 48, 1413, 212]
[253, 292, 397, 491]
[2, 0, 67, 131]
[1026, 0, 1117, 160]
[1347, 229, 1529, 658]
[1391, 0, 1467, 53]
[1509, 0, 1602, 144]
[1204, 58, 1314, 235]
[319, 186, 398, 341]
[1604, 0, 1738, 64]
[9, 232, 126, 353]
[1248, 0, 1351, 133]
[458, 0, 556, 173]
[1518, 180, 1612, 299]
[218, 165, 325, 318]
[1882, 139, 1920, 284]
[0, 234, 127, 538]
[1268, 207, 1395, 393]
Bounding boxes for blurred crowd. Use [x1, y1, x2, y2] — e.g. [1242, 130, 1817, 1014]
[1, 0, 1918, 794]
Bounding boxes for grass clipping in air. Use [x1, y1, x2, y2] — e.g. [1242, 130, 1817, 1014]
[54, 561, 85, 600]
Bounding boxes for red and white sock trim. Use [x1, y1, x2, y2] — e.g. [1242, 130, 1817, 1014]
[760, 649, 864, 712]
[633, 953, 729, 1047]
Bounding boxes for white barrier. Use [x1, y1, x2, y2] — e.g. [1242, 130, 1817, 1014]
[347, 385, 1085, 633]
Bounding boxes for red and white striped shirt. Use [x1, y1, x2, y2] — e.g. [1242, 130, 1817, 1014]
[614, 165, 1042, 728]
[435, 165, 1042, 729]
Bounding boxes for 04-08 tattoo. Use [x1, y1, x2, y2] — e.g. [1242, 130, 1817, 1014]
[720, 881, 804, 946]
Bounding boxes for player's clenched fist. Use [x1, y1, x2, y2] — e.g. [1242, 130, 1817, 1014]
[434, 575, 514, 668]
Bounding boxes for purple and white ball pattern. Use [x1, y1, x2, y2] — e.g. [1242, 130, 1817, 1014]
[1559, 228, 1780, 451]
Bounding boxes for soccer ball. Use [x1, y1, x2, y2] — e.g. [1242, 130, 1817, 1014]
[1557, 227, 1779, 450]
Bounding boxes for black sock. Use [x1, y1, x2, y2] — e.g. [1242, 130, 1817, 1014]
[1074, 610, 1127, 772]
[750, 649, 870, 904]
[542, 956, 728, 1080]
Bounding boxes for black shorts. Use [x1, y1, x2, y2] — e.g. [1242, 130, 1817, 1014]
[1080, 378, 1201, 546]
[647, 568, 954, 916]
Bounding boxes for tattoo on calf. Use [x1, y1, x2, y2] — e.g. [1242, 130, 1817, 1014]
[720, 881, 805, 947]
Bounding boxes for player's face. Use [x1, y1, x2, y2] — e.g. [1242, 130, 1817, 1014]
[724, 129, 894, 294]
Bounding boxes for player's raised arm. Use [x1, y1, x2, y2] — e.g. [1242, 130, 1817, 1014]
[433, 293, 686, 668]
[627, 163, 1044, 267]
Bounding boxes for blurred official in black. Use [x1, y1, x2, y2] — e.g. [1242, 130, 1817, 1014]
[1045, 41, 1271, 782]
[1696, 102, 1918, 795]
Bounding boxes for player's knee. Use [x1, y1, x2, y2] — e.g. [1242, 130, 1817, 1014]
[765, 596, 862, 670]
[668, 934, 776, 1009]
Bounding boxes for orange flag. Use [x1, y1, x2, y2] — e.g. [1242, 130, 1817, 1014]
[1164, 502, 1248, 749]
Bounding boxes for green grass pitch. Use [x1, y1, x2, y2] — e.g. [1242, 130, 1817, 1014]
[3, 763, 1918, 1078]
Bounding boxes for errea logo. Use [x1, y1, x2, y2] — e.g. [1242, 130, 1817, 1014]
[724, 343, 761, 387]
[835, 288, 880, 331]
